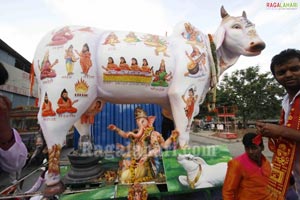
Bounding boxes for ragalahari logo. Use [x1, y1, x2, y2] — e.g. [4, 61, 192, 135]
[266, 2, 298, 9]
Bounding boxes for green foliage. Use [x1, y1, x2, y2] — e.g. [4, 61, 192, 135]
[215, 66, 285, 123]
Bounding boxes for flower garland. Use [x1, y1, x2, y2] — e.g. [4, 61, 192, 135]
[128, 127, 154, 183]
[207, 34, 219, 112]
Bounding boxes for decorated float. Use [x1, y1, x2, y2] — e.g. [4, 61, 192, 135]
[0, 6, 265, 199]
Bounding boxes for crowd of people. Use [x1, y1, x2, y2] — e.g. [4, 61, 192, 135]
[1, 47, 300, 200]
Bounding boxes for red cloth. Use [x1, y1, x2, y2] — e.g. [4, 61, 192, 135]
[42, 101, 56, 117]
[56, 98, 77, 114]
[268, 95, 300, 198]
[222, 153, 272, 200]
[79, 51, 92, 74]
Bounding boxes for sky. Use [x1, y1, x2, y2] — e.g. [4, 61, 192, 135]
[1, 0, 300, 77]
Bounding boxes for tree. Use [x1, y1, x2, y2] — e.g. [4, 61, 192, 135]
[211, 66, 285, 126]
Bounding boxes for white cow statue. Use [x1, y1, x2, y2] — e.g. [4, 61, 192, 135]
[177, 154, 228, 189]
[32, 6, 265, 195]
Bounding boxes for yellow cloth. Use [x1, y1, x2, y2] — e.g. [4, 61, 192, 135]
[222, 153, 272, 200]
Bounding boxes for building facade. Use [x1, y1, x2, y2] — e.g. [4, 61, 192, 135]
[0, 39, 38, 108]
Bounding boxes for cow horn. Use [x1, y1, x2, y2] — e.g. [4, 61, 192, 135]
[221, 6, 229, 18]
[242, 11, 247, 18]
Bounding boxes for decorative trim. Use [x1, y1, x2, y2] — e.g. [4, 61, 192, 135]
[187, 164, 202, 189]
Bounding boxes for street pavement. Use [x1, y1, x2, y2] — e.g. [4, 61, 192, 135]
[189, 130, 273, 160]
[0, 130, 273, 198]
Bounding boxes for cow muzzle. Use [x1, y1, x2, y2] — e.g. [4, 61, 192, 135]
[246, 41, 266, 55]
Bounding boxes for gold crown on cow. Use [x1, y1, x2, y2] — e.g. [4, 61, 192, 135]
[135, 107, 148, 119]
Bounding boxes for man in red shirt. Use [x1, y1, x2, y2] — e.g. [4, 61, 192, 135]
[222, 133, 272, 200]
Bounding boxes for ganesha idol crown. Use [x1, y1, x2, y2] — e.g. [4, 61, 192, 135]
[135, 107, 148, 119]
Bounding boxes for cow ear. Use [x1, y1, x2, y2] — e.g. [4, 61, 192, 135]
[193, 157, 207, 165]
[214, 26, 225, 50]
[220, 6, 229, 18]
[242, 11, 247, 18]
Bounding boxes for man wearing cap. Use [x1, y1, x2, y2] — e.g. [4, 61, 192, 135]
[222, 133, 272, 200]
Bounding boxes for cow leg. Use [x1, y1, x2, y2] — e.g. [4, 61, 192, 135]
[168, 79, 206, 148]
[178, 175, 188, 186]
[43, 144, 66, 197]
[38, 109, 89, 195]
[40, 123, 71, 196]
[74, 99, 104, 156]
[168, 91, 191, 148]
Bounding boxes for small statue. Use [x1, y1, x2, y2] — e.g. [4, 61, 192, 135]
[108, 107, 179, 183]
[127, 183, 148, 200]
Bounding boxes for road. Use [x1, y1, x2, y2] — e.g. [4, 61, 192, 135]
[190, 130, 273, 159]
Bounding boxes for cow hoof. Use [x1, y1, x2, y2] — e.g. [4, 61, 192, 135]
[43, 181, 65, 197]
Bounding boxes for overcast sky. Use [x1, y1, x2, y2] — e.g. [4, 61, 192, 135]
[1, 0, 300, 76]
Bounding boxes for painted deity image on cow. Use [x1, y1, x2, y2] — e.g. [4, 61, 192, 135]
[32, 6, 265, 196]
[101, 56, 173, 86]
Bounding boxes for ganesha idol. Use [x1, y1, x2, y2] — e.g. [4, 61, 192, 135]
[108, 107, 179, 184]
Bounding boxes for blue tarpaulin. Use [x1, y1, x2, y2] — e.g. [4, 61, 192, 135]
[74, 103, 163, 150]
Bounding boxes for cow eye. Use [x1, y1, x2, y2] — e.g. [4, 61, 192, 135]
[232, 24, 241, 29]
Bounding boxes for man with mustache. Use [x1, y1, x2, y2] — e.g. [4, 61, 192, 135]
[256, 49, 300, 199]
[222, 133, 272, 200]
